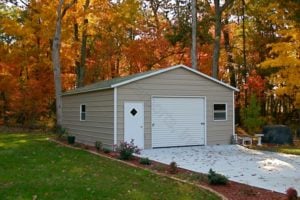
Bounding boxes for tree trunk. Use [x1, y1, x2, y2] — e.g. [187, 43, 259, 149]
[191, 0, 197, 70]
[0, 91, 8, 125]
[77, 18, 88, 87]
[212, 0, 234, 79]
[223, 18, 236, 87]
[241, 0, 247, 106]
[51, 0, 64, 126]
[76, 0, 90, 88]
[212, 0, 221, 79]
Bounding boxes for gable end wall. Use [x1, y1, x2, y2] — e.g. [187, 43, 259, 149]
[117, 68, 234, 149]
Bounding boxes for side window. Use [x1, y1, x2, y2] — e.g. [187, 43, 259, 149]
[80, 104, 86, 121]
[213, 104, 226, 121]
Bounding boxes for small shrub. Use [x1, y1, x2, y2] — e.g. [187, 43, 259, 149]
[116, 139, 140, 160]
[168, 161, 178, 174]
[139, 157, 151, 165]
[54, 125, 67, 138]
[95, 141, 103, 151]
[103, 148, 111, 154]
[208, 169, 228, 185]
[286, 187, 298, 200]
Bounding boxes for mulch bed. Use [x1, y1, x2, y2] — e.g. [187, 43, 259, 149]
[56, 138, 287, 200]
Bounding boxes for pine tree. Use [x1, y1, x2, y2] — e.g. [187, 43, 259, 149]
[242, 95, 264, 134]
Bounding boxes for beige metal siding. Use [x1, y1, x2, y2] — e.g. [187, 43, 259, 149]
[117, 68, 234, 149]
[62, 89, 114, 148]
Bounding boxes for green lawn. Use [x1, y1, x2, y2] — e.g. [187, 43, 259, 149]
[0, 133, 219, 200]
[252, 145, 300, 155]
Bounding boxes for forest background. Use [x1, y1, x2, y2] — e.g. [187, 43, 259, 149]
[0, 0, 299, 133]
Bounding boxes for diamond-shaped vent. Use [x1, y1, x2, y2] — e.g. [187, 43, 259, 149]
[130, 108, 138, 116]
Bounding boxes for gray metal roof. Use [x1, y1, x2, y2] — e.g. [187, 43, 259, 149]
[62, 69, 157, 96]
[62, 64, 239, 96]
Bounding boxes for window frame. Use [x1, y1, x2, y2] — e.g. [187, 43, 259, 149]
[80, 104, 86, 121]
[213, 103, 227, 121]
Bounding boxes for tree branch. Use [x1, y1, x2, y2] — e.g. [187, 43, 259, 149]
[61, 0, 77, 19]
[220, 0, 234, 13]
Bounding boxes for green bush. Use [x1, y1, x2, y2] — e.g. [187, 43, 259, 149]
[139, 157, 151, 165]
[95, 141, 103, 151]
[208, 169, 228, 185]
[116, 139, 140, 160]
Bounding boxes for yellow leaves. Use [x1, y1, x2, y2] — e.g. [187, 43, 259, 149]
[259, 25, 300, 108]
[0, 17, 23, 38]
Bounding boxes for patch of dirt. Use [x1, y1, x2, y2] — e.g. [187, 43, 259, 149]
[56, 139, 287, 200]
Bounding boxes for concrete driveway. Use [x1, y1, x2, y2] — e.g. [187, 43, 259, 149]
[140, 145, 300, 194]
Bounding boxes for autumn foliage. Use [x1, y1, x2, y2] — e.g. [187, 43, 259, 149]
[0, 0, 299, 128]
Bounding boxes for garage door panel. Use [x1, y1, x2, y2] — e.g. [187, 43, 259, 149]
[152, 97, 205, 148]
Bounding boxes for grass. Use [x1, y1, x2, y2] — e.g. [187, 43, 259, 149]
[0, 133, 220, 200]
[252, 145, 300, 155]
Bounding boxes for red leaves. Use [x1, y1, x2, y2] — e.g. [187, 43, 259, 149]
[244, 70, 266, 98]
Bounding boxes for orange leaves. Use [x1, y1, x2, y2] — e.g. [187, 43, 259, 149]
[244, 70, 266, 98]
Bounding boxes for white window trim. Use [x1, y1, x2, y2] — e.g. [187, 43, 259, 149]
[80, 104, 86, 121]
[213, 103, 227, 121]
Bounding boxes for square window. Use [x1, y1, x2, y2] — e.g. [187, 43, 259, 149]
[213, 104, 226, 121]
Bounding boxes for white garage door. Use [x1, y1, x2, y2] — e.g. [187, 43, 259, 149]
[152, 97, 205, 148]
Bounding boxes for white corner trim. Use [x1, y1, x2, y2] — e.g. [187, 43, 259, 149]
[113, 88, 117, 146]
[232, 91, 235, 136]
[204, 96, 207, 145]
[110, 64, 239, 92]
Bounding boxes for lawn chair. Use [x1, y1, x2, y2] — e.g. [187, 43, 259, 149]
[235, 127, 253, 146]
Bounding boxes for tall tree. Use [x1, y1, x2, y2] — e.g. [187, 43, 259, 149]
[191, 0, 197, 69]
[52, 0, 75, 126]
[212, 0, 233, 79]
[75, 0, 90, 88]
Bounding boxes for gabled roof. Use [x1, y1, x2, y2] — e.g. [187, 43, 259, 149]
[62, 64, 239, 96]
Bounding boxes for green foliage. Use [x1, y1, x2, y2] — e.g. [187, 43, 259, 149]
[116, 139, 140, 160]
[168, 161, 178, 174]
[208, 169, 228, 185]
[0, 133, 220, 200]
[95, 141, 102, 151]
[139, 157, 151, 165]
[252, 145, 300, 156]
[53, 125, 66, 138]
[242, 95, 265, 134]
